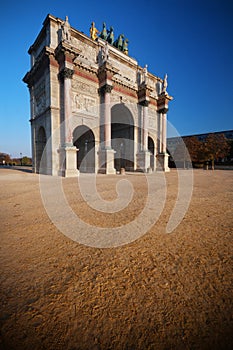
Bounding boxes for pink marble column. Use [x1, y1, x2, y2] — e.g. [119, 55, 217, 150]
[98, 83, 116, 174]
[161, 113, 167, 153]
[58, 67, 78, 177]
[59, 67, 74, 145]
[143, 104, 149, 151]
[64, 75, 72, 144]
[104, 90, 111, 149]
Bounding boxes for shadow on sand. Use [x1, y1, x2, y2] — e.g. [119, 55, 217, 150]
[0, 165, 32, 174]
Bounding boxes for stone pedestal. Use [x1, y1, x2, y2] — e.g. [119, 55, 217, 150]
[157, 153, 170, 172]
[98, 148, 116, 174]
[58, 145, 79, 177]
[137, 150, 151, 172]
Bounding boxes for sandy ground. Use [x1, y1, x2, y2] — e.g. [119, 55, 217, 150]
[0, 167, 232, 350]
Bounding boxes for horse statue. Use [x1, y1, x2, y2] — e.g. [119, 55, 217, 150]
[113, 34, 124, 51]
[122, 38, 129, 55]
[107, 26, 114, 45]
[99, 22, 108, 40]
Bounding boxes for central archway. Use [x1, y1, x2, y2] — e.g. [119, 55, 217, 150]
[111, 104, 134, 172]
[73, 125, 95, 173]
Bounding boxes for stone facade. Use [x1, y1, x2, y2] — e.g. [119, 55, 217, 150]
[23, 14, 173, 176]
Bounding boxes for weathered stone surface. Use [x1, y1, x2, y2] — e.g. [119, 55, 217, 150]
[23, 14, 172, 176]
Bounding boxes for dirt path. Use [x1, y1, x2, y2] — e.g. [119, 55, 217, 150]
[0, 168, 232, 349]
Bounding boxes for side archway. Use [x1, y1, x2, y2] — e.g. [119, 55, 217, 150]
[36, 126, 46, 173]
[148, 136, 155, 171]
[111, 104, 134, 171]
[73, 125, 95, 173]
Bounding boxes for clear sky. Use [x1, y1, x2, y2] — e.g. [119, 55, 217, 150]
[0, 0, 232, 157]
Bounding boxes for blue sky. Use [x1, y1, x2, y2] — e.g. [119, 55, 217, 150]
[0, 0, 232, 157]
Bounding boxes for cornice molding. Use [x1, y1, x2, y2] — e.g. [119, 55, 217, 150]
[158, 107, 169, 114]
[23, 46, 54, 87]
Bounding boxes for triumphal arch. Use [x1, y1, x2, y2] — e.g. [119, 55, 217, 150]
[23, 14, 173, 176]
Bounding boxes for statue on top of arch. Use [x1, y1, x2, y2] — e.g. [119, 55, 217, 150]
[107, 26, 114, 45]
[90, 21, 129, 55]
[90, 22, 99, 41]
[99, 22, 108, 40]
[61, 16, 71, 42]
[162, 73, 168, 94]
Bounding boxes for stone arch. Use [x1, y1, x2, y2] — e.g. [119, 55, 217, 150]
[73, 125, 95, 173]
[36, 126, 47, 173]
[148, 136, 155, 171]
[111, 104, 134, 171]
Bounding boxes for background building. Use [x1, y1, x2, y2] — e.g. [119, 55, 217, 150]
[167, 130, 233, 155]
[167, 130, 233, 168]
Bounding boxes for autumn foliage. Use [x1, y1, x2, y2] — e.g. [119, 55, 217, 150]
[171, 133, 230, 169]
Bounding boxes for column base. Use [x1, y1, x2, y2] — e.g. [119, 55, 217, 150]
[58, 145, 79, 177]
[157, 153, 170, 172]
[137, 150, 151, 173]
[98, 148, 116, 174]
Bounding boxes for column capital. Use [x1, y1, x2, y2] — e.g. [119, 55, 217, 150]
[157, 92, 173, 113]
[58, 67, 74, 82]
[98, 84, 113, 95]
[137, 83, 152, 106]
[139, 100, 150, 107]
[158, 107, 169, 114]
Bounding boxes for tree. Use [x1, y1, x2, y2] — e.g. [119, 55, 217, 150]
[0, 152, 11, 164]
[201, 133, 230, 170]
[184, 136, 202, 163]
[227, 140, 233, 162]
[22, 156, 32, 166]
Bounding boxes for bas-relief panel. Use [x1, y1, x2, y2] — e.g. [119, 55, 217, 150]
[111, 59, 136, 86]
[35, 94, 46, 115]
[72, 94, 98, 115]
[72, 38, 97, 63]
[148, 112, 157, 131]
[33, 38, 47, 62]
[72, 79, 99, 115]
[72, 79, 98, 95]
[34, 81, 46, 115]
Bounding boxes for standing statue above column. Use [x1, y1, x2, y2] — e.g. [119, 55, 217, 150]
[90, 22, 99, 40]
[142, 64, 148, 84]
[102, 42, 109, 62]
[61, 16, 71, 42]
[162, 73, 168, 94]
